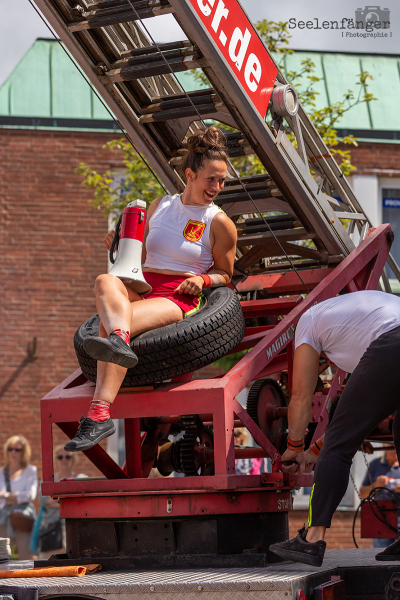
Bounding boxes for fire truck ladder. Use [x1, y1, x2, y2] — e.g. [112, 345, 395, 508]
[32, 0, 400, 286]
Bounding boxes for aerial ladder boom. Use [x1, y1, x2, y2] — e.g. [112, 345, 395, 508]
[32, 0, 400, 282]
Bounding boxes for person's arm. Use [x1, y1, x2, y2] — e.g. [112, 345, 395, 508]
[175, 212, 237, 295]
[0, 468, 18, 505]
[281, 343, 320, 473]
[207, 212, 237, 285]
[360, 475, 389, 498]
[303, 434, 325, 472]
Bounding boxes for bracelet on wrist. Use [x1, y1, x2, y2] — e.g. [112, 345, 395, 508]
[310, 443, 320, 456]
[310, 437, 324, 456]
[287, 436, 305, 452]
[199, 274, 212, 288]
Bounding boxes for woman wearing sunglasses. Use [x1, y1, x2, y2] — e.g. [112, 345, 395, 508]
[38, 445, 86, 558]
[0, 435, 38, 559]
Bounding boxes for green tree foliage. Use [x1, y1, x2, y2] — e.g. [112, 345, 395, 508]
[76, 139, 164, 216]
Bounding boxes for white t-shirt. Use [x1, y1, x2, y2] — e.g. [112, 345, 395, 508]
[0, 464, 38, 510]
[295, 291, 400, 373]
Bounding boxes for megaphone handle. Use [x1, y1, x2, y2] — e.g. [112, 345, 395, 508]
[109, 214, 122, 264]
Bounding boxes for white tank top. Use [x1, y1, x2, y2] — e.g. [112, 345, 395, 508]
[144, 194, 223, 275]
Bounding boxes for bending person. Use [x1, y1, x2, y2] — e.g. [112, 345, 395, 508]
[269, 290, 400, 566]
[66, 126, 237, 452]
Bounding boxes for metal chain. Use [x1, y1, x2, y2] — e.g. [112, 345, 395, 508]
[363, 451, 375, 486]
[349, 451, 374, 502]
[349, 469, 362, 502]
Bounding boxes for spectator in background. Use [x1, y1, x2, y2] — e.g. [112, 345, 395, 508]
[251, 457, 264, 475]
[38, 445, 86, 558]
[234, 428, 253, 475]
[0, 435, 38, 559]
[360, 445, 400, 548]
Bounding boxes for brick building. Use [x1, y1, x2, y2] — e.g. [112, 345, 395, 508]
[1, 39, 400, 547]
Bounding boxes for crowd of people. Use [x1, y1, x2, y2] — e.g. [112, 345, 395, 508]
[0, 435, 86, 560]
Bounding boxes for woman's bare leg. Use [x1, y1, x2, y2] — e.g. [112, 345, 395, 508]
[94, 297, 184, 404]
[66, 295, 185, 450]
[83, 274, 145, 368]
[94, 273, 141, 335]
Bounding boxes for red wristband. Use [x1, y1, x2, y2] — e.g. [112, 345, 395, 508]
[310, 437, 324, 456]
[310, 443, 320, 456]
[199, 274, 212, 288]
[287, 436, 305, 452]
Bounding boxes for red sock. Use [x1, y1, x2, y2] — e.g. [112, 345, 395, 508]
[112, 329, 130, 346]
[87, 400, 111, 422]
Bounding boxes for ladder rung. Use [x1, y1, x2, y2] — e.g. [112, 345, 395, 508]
[144, 91, 219, 112]
[335, 212, 366, 220]
[112, 45, 195, 69]
[101, 55, 203, 83]
[115, 41, 192, 64]
[245, 214, 294, 226]
[216, 188, 275, 206]
[140, 102, 224, 123]
[237, 228, 317, 246]
[239, 219, 301, 235]
[221, 176, 274, 192]
[86, 0, 166, 8]
[68, 1, 172, 31]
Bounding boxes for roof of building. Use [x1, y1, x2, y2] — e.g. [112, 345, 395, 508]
[0, 38, 399, 142]
[0, 38, 118, 132]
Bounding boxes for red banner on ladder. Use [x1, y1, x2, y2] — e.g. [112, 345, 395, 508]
[189, 0, 278, 117]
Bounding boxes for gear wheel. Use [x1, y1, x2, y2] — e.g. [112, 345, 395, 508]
[247, 378, 288, 454]
[179, 416, 214, 476]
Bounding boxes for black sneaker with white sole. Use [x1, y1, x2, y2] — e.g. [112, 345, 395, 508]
[269, 526, 326, 567]
[83, 332, 138, 369]
[64, 416, 116, 452]
[376, 537, 400, 561]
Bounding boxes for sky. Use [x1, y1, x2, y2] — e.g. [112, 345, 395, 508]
[1, 0, 399, 86]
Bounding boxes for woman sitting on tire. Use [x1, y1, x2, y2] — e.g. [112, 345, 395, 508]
[66, 126, 237, 452]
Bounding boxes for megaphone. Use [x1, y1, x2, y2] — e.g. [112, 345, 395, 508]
[108, 199, 152, 294]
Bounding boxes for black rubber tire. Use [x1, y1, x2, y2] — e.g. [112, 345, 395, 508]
[74, 287, 245, 387]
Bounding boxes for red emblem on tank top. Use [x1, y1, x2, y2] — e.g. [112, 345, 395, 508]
[183, 220, 206, 242]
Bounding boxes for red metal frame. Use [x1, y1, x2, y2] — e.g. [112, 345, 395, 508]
[360, 500, 398, 539]
[40, 225, 393, 518]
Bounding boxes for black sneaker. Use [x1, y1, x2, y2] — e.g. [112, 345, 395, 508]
[83, 332, 138, 369]
[376, 537, 400, 561]
[269, 526, 326, 567]
[64, 417, 116, 452]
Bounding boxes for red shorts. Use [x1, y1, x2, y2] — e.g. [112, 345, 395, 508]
[143, 272, 202, 316]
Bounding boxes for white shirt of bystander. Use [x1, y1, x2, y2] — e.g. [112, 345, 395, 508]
[295, 290, 400, 373]
[0, 464, 38, 509]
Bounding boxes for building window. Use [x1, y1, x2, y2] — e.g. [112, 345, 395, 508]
[382, 188, 400, 280]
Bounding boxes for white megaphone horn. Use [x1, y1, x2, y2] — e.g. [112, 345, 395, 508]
[108, 199, 152, 294]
